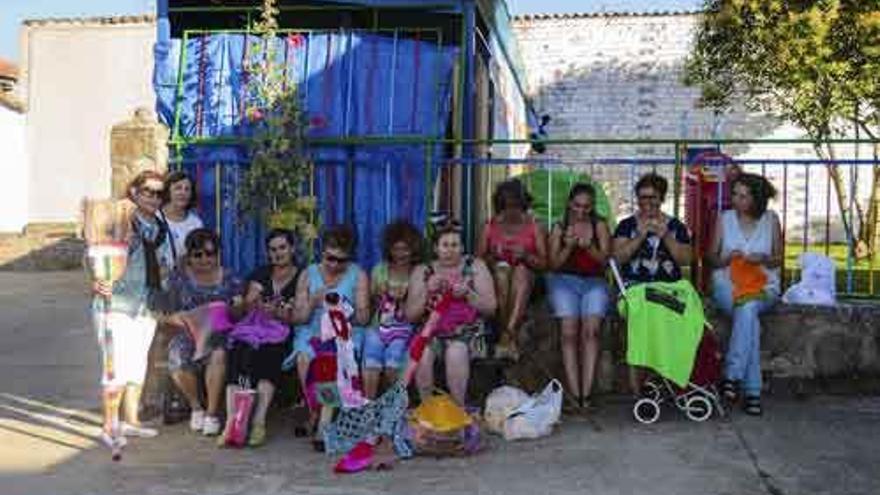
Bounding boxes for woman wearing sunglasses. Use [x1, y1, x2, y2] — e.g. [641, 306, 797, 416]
[90, 170, 174, 447]
[406, 216, 497, 406]
[165, 229, 245, 437]
[612, 173, 693, 395]
[288, 225, 370, 443]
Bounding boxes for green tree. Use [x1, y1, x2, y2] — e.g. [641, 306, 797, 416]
[685, 0, 880, 256]
[239, 0, 318, 242]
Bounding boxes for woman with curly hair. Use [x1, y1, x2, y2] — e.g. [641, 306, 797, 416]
[362, 220, 424, 399]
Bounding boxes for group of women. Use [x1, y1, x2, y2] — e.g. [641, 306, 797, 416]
[90, 166, 781, 451]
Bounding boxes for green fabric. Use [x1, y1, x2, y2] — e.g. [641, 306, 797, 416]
[518, 169, 614, 229]
[618, 280, 705, 387]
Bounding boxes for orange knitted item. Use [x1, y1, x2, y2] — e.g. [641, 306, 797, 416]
[730, 255, 767, 303]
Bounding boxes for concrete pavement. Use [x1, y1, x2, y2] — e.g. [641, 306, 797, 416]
[0, 272, 877, 495]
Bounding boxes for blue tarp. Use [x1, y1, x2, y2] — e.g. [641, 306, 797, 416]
[154, 32, 456, 273]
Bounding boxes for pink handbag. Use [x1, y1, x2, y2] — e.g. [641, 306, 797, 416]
[224, 388, 256, 448]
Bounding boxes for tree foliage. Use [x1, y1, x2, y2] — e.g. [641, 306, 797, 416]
[685, 0, 880, 253]
[238, 0, 317, 242]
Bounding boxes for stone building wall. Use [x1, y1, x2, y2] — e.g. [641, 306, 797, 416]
[509, 12, 872, 239]
[20, 16, 157, 223]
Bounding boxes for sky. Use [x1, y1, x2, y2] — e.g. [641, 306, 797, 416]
[0, 0, 704, 62]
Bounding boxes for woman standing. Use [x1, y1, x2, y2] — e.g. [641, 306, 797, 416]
[547, 183, 610, 410]
[160, 171, 203, 266]
[221, 229, 300, 446]
[476, 179, 547, 360]
[708, 173, 782, 416]
[90, 170, 174, 447]
[406, 217, 497, 406]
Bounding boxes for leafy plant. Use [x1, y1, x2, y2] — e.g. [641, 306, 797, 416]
[684, 0, 880, 256]
[238, 0, 318, 243]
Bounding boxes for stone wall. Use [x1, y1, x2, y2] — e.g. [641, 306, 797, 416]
[490, 298, 880, 400]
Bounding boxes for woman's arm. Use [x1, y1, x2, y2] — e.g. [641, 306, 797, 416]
[548, 224, 574, 270]
[612, 219, 648, 265]
[405, 264, 429, 323]
[657, 217, 693, 267]
[469, 258, 498, 318]
[353, 268, 371, 326]
[706, 217, 726, 268]
[527, 222, 549, 271]
[589, 221, 611, 264]
[475, 222, 492, 262]
[291, 270, 315, 324]
[766, 211, 784, 269]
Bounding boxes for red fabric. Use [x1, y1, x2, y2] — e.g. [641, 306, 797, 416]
[563, 247, 604, 277]
[486, 219, 538, 266]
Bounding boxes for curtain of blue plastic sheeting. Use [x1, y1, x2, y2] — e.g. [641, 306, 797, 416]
[154, 32, 456, 274]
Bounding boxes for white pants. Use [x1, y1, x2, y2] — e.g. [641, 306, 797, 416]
[94, 310, 157, 388]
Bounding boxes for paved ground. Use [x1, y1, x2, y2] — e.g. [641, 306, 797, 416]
[1, 272, 878, 495]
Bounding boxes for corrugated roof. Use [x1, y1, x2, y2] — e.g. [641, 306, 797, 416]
[513, 10, 700, 22]
[22, 14, 155, 27]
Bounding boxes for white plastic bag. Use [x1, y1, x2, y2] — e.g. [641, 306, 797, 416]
[483, 385, 529, 434]
[783, 253, 836, 306]
[503, 379, 563, 441]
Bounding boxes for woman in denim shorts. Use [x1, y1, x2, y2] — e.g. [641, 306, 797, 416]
[547, 183, 610, 411]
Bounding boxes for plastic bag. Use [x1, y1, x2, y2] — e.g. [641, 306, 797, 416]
[503, 379, 563, 441]
[783, 253, 836, 306]
[484, 385, 530, 434]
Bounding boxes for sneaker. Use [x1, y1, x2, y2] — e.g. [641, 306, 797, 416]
[99, 430, 128, 450]
[189, 410, 205, 432]
[743, 396, 763, 416]
[202, 415, 222, 436]
[121, 423, 159, 438]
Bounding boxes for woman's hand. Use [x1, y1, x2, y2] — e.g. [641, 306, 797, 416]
[427, 275, 446, 294]
[93, 280, 113, 298]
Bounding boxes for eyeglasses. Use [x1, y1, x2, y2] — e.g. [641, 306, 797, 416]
[324, 253, 351, 264]
[637, 194, 660, 202]
[141, 188, 164, 198]
[190, 249, 218, 259]
[268, 245, 290, 253]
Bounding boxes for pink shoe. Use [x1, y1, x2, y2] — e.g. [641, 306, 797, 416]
[334, 441, 374, 474]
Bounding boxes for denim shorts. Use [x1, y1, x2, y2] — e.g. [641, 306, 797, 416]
[362, 329, 410, 370]
[546, 273, 609, 318]
[290, 324, 365, 362]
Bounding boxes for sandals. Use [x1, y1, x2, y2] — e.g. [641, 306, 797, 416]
[720, 379, 739, 403]
[743, 396, 762, 416]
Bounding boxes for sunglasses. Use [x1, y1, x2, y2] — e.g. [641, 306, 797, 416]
[190, 249, 218, 259]
[141, 187, 164, 198]
[324, 253, 351, 264]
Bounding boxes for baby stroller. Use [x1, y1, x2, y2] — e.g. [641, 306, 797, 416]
[610, 260, 725, 424]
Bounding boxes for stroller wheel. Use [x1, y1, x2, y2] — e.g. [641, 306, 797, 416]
[684, 395, 713, 422]
[633, 398, 660, 424]
[643, 380, 662, 402]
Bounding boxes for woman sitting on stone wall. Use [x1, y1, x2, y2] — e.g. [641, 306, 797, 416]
[476, 179, 547, 361]
[707, 173, 782, 416]
[406, 216, 497, 406]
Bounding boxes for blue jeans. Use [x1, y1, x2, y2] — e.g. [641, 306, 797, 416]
[712, 273, 776, 397]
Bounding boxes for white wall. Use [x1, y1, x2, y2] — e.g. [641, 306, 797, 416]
[0, 105, 27, 232]
[23, 19, 156, 223]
